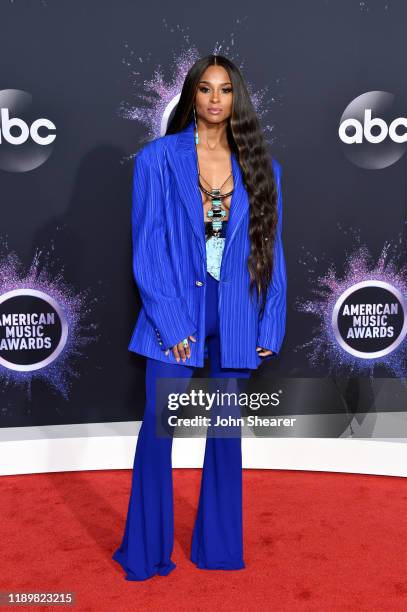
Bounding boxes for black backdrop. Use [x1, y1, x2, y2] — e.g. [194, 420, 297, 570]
[1, 0, 406, 428]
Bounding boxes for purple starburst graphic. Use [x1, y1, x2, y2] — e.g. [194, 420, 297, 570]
[295, 222, 407, 377]
[118, 17, 284, 151]
[0, 238, 99, 400]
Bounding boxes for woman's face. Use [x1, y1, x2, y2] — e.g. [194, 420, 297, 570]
[194, 65, 233, 124]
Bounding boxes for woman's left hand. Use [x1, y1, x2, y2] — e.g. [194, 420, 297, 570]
[256, 346, 273, 357]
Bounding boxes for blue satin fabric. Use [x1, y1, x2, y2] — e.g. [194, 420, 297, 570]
[112, 270, 251, 581]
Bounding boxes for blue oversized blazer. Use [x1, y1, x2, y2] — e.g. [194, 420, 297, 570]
[128, 119, 287, 369]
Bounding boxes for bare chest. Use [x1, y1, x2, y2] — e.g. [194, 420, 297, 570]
[197, 151, 234, 222]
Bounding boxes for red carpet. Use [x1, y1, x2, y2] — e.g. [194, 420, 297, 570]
[2, 468, 407, 611]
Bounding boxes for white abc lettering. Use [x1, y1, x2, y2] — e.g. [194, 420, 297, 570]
[364, 109, 388, 143]
[388, 116, 407, 143]
[339, 117, 363, 144]
[0, 108, 56, 145]
[339, 108, 407, 144]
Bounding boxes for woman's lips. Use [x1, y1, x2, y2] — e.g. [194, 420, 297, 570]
[208, 108, 222, 115]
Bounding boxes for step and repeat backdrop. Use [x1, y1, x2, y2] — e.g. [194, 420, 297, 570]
[0, 0, 406, 441]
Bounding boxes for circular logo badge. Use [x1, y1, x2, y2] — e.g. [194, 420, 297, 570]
[332, 280, 407, 359]
[0, 88, 56, 173]
[338, 91, 407, 169]
[0, 289, 68, 371]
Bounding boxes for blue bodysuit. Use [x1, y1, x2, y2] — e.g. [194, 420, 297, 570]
[204, 219, 229, 281]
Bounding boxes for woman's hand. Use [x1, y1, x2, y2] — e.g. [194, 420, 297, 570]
[165, 335, 197, 362]
[256, 346, 273, 358]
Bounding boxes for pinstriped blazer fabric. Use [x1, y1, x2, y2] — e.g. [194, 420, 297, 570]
[128, 120, 287, 370]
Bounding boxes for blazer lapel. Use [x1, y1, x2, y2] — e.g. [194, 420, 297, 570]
[166, 121, 206, 261]
[166, 120, 249, 266]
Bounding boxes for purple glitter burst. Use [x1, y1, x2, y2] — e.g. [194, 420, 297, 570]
[118, 17, 284, 152]
[295, 222, 407, 377]
[0, 238, 99, 401]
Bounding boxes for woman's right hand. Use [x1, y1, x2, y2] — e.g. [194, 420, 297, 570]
[165, 335, 197, 362]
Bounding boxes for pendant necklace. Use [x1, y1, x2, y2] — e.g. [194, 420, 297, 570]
[195, 147, 234, 238]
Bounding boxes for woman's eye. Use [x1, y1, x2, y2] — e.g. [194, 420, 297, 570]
[198, 86, 232, 94]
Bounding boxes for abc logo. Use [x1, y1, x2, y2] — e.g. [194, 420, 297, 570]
[0, 108, 56, 146]
[338, 91, 407, 169]
[0, 88, 56, 172]
[339, 108, 407, 144]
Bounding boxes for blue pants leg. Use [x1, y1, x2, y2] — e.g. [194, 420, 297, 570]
[112, 357, 194, 581]
[112, 271, 251, 580]
[190, 272, 251, 570]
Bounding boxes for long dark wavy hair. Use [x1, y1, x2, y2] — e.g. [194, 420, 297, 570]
[166, 54, 278, 319]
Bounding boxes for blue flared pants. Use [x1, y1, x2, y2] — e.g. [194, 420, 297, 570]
[112, 271, 251, 581]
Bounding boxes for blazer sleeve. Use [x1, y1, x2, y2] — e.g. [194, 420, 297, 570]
[131, 147, 198, 350]
[257, 160, 287, 356]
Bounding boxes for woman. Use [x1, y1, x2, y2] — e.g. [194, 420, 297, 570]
[112, 54, 287, 581]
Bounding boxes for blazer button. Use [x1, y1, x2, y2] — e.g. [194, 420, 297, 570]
[195, 280, 204, 286]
